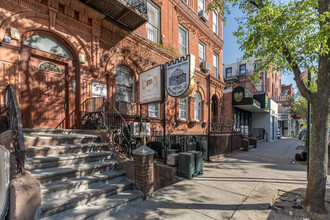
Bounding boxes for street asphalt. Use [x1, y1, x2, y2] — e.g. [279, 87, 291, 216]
[110, 138, 330, 220]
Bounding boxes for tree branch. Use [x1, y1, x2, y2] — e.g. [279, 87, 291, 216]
[283, 47, 314, 102]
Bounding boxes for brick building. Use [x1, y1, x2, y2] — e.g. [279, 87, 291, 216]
[222, 58, 282, 141]
[274, 84, 299, 137]
[0, 0, 224, 134]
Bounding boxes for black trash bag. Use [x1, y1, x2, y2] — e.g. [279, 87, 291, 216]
[295, 151, 307, 161]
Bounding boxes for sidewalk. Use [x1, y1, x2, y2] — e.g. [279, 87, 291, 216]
[110, 138, 330, 220]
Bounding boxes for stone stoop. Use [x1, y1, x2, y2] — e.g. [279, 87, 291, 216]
[23, 130, 143, 220]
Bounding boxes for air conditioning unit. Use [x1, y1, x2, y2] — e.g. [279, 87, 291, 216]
[129, 122, 150, 137]
[200, 61, 211, 72]
[198, 10, 209, 22]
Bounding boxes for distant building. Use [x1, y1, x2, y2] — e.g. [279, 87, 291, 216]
[274, 84, 299, 137]
[222, 58, 282, 141]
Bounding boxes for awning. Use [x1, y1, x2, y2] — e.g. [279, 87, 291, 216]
[233, 104, 268, 113]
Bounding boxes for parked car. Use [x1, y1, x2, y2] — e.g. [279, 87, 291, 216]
[298, 128, 307, 140]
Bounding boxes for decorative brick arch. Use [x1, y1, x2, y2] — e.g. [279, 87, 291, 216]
[0, 12, 91, 65]
[210, 90, 221, 101]
[193, 83, 206, 101]
[105, 53, 146, 81]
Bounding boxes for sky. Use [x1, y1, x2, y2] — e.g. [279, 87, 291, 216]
[222, 5, 298, 93]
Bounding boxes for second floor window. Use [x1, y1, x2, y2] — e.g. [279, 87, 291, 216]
[239, 64, 246, 75]
[194, 92, 202, 121]
[213, 11, 219, 35]
[198, 0, 205, 11]
[213, 53, 219, 78]
[148, 103, 160, 117]
[179, 25, 189, 56]
[147, 1, 160, 43]
[179, 98, 188, 120]
[225, 67, 232, 78]
[198, 41, 206, 64]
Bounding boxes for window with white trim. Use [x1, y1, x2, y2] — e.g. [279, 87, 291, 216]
[115, 66, 134, 102]
[179, 25, 189, 56]
[146, 1, 160, 43]
[148, 103, 160, 117]
[194, 92, 202, 121]
[179, 98, 188, 120]
[198, 41, 206, 64]
[213, 53, 219, 79]
[213, 11, 219, 35]
[198, 0, 205, 11]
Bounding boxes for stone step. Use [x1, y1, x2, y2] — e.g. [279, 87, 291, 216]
[37, 179, 135, 219]
[26, 151, 113, 170]
[23, 128, 83, 134]
[31, 160, 119, 184]
[25, 143, 109, 157]
[41, 170, 127, 201]
[24, 133, 102, 147]
[40, 190, 143, 220]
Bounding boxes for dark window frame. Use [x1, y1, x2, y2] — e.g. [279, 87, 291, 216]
[239, 64, 246, 75]
[225, 67, 232, 78]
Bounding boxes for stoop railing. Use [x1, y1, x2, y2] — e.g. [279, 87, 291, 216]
[5, 84, 25, 174]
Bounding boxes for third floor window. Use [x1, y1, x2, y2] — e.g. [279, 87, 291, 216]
[239, 64, 246, 75]
[213, 11, 219, 35]
[179, 25, 189, 56]
[225, 67, 232, 78]
[198, 0, 205, 11]
[147, 1, 160, 43]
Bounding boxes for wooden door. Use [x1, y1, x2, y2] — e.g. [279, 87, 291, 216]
[29, 52, 68, 128]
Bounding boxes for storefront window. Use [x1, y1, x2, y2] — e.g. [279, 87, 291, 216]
[194, 92, 201, 121]
[115, 66, 134, 102]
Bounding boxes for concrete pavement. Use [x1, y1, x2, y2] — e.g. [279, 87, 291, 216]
[109, 138, 330, 219]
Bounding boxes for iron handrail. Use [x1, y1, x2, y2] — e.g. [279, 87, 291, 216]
[81, 97, 129, 129]
[5, 84, 25, 174]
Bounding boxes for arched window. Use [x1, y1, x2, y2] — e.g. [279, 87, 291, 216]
[179, 97, 188, 120]
[115, 66, 134, 102]
[194, 92, 202, 121]
[23, 34, 73, 59]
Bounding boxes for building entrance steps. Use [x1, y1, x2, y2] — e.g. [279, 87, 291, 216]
[24, 129, 143, 219]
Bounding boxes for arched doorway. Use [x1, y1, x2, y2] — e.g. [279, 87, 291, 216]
[211, 95, 218, 124]
[20, 33, 77, 128]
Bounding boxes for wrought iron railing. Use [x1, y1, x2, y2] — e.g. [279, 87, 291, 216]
[5, 84, 25, 174]
[125, 0, 148, 16]
[81, 97, 129, 130]
[81, 97, 133, 156]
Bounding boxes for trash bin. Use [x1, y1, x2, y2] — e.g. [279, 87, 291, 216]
[189, 151, 203, 176]
[186, 136, 196, 152]
[177, 152, 195, 179]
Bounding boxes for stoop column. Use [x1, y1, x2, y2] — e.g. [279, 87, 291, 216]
[132, 145, 155, 199]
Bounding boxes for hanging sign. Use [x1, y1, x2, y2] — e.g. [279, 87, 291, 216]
[139, 65, 163, 104]
[92, 81, 107, 98]
[165, 54, 195, 98]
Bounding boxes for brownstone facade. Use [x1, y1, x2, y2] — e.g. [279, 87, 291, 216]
[0, 0, 224, 134]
